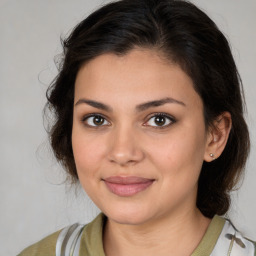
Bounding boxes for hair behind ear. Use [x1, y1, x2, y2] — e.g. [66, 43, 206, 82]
[198, 110, 249, 218]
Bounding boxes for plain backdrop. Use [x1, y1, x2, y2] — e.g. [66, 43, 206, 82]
[0, 0, 255, 255]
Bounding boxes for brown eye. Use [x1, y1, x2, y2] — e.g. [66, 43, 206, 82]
[93, 116, 104, 125]
[145, 113, 175, 128]
[154, 116, 166, 126]
[84, 115, 110, 127]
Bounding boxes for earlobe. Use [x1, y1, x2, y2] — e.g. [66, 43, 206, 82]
[204, 112, 232, 162]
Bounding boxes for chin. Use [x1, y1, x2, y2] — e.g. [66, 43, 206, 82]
[103, 205, 156, 226]
[109, 214, 151, 226]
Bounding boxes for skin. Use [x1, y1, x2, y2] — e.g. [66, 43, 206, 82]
[72, 48, 231, 256]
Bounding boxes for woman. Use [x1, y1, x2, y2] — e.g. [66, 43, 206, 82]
[19, 0, 255, 255]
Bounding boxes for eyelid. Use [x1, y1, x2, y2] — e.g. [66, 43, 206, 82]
[81, 113, 111, 127]
[143, 112, 176, 128]
[80, 112, 176, 129]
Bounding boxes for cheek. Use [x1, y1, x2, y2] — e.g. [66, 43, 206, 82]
[146, 125, 206, 177]
[72, 130, 107, 177]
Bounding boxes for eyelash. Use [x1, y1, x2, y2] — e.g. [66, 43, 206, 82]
[81, 112, 176, 129]
[144, 112, 176, 129]
[81, 113, 110, 128]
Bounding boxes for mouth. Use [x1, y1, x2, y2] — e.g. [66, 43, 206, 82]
[103, 176, 155, 197]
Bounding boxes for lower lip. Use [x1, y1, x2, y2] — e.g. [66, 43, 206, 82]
[104, 181, 154, 197]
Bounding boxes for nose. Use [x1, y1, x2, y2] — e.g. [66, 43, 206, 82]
[107, 126, 145, 166]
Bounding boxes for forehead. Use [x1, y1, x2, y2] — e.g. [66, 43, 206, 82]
[76, 49, 172, 85]
[74, 49, 202, 110]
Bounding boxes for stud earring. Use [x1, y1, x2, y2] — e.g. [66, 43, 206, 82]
[210, 153, 216, 160]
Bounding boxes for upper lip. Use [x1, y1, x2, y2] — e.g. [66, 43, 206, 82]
[104, 176, 154, 184]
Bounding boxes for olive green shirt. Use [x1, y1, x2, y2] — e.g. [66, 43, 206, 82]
[18, 214, 253, 256]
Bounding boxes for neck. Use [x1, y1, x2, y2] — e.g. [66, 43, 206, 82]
[103, 208, 211, 256]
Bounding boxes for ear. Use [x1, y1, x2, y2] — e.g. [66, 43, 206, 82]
[204, 112, 232, 162]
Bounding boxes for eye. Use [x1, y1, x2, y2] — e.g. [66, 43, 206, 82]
[144, 113, 175, 128]
[82, 114, 110, 127]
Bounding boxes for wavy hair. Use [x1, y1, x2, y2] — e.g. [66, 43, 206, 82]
[46, 0, 250, 218]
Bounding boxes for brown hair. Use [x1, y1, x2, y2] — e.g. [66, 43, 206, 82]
[46, 0, 250, 218]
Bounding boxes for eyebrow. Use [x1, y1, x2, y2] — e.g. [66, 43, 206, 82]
[75, 99, 112, 112]
[136, 97, 186, 111]
[74, 97, 185, 112]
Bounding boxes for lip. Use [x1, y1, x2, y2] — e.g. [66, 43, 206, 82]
[103, 176, 155, 197]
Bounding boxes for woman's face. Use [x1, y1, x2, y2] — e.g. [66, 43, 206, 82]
[72, 49, 211, 225]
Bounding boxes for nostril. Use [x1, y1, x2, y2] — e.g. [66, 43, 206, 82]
[107, 146, 145, 166]
[107, 129, 145, 165]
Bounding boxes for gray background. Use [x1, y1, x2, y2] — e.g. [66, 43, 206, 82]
[0, 0, 255, 255]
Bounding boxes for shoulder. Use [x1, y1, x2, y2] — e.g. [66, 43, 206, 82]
[192, 215, 255, 256]
[18, 229, 61, 256]
[18, 214, 105, 256]
[212, 216, 256, 255]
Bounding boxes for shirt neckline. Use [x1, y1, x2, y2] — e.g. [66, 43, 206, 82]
[80, 213, 225, 256]
[191, 215, 226, 256]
